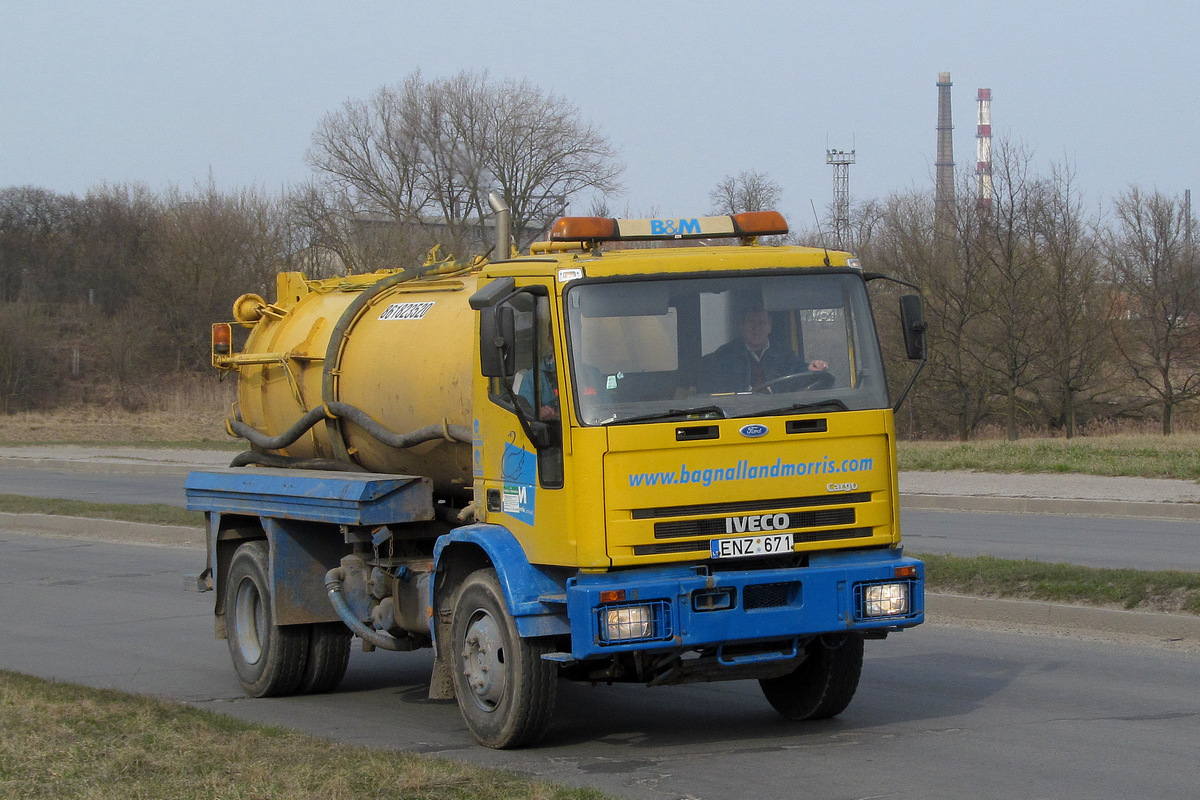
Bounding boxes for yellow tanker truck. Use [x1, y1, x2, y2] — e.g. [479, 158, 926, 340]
[186, 203, 928, 748]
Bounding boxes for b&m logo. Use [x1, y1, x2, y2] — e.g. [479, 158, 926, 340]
[650, 218, 701, 236]
[739, 424, 769, 438]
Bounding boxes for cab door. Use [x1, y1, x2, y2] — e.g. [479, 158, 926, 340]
[472, 280, 576, 566]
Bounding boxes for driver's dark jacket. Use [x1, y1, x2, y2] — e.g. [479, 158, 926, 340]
[697, 340, 804, 393]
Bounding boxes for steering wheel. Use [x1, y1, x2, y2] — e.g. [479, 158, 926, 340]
[754, 370, 835, 393]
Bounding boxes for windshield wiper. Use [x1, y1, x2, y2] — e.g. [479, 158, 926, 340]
[738, 399, 849, 418]
[605, 405, 728, 425]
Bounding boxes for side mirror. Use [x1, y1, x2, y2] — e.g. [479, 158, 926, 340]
[479, 305, 515, 378]
[900, 294, 927, 361]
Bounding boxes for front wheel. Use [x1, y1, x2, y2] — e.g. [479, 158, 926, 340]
[225, 540, 309, 697]
[449, 569, 557, 748]
[759, 633, 864, 720]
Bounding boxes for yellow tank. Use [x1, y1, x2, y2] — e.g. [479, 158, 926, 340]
[224, 265, 480, 501]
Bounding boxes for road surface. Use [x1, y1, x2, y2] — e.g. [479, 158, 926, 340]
[2, 531, 1197, 800]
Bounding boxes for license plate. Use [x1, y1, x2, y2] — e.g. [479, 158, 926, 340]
[710, 533, 794, 559]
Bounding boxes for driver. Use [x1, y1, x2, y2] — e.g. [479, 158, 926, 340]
[697, 307, 827, 393]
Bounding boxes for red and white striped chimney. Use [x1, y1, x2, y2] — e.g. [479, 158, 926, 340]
[976, 88, 993, 207]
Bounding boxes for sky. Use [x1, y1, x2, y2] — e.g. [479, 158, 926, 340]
[2, 1, 1198, 225]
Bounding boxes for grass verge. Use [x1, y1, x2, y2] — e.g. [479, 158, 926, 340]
[897, 435, 1200, 481]
[0, 495, 203, 528]
[919, 553, 1200, 615]
[0, 670, 608, 800]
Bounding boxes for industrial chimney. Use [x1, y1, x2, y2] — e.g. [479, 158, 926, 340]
[976, 88, 993, 208]
[935, 72, 955, 209]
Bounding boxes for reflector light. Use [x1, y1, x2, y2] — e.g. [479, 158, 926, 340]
[894, 565, 919, 579]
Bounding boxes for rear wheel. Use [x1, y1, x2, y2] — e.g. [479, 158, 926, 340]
[298, 622, 352, 694]
[449, 569, 557, 748]
[759, 633, 864, 720]
[225, 540, 309, 697]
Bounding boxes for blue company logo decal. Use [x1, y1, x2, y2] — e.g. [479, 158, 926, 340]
[650, 218, 701, 236]
[739, 423, 769, 438]
[501, 441, 536, 525]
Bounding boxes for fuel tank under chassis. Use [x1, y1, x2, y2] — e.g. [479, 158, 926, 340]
[233, 268, 478, 499]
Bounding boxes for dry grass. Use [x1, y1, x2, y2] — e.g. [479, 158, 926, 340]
[919, 554, 1200, 614]
[0, 375, 237, 446]
[898, 433, 1200, 481]
[0, 670, 609, 800]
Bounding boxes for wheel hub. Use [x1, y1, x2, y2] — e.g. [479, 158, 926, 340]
[233, 577, 265, 665]
[461, 610, 506, 712]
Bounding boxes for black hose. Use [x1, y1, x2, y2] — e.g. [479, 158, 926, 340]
[327, 403, 471, 448]
[228, 406, 329, 450]
[321, 269, 422, 464]
[324, 567, 406, 651]
[227, 401, 470, 458]
[228, 451, 366, 471]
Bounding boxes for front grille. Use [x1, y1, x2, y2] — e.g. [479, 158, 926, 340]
[744, 581, 799, 609]
[654, 508, 855, 539]
[633, 540, 710, 556]
[632, 492, 870, 520]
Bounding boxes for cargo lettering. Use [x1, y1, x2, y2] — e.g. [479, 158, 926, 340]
[628, 456, 873, 488]
[725, 513, 790, 533]
[378, 301, 435, 321]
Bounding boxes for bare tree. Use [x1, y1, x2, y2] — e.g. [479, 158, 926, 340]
[1030, 162, 1110, 437]
[971, 140, 1052, 440]
[709, 171, 782, 215]
[306, 70, 623, 259]
[873, 188, 995, 439]
[1107, 187, 1200, 434]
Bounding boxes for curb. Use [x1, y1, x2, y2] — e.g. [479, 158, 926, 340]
[927, 593, 1200, 643]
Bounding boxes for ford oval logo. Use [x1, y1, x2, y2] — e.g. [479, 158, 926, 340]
[739, 424, 769, 438]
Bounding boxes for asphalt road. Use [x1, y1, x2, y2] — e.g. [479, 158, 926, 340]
[3, 531, 1197, 800]
[901, 509, 1200, 571]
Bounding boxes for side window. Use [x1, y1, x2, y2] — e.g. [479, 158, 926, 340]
[484, 291, 563, 488]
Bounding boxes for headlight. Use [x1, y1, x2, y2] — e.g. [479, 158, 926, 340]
[861, 582, 910, 618]
[601, 605, 653, 642]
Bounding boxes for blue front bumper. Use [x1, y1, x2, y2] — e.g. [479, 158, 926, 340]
[564, 548, 923, 661]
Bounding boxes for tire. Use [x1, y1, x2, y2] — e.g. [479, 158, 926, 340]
[449, 569, 557, 748]
[298, 622, 352, 694]
[759, 633, 864, 720]
[225, 540, 309, 697]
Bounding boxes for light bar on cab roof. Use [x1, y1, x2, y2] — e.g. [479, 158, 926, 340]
[549, 211, 789, 243]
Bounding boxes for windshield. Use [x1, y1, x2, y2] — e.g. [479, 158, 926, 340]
[564, 271, 889, 425]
